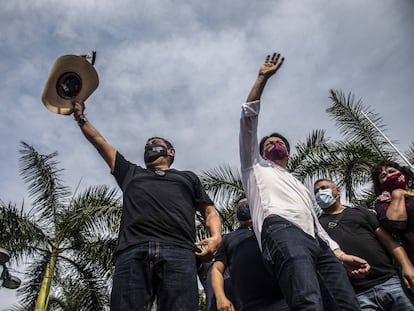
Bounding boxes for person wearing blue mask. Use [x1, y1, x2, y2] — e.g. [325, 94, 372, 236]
[315, 178, 414, 310]
[239, 51, 370, 311]
[71, 101, 222, 311]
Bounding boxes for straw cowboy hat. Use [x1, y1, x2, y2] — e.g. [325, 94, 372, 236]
[41, 54, 99, 115]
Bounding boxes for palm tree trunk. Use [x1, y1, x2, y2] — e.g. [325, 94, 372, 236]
[35, 246, 59, 311]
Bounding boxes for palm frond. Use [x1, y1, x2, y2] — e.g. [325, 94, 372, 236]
[327, 90, 394, 158]
[199, 164, 244, 209]
[57, 262, 110, 311]
[57, 185, 121, 240]
[406, 142, 414, 167]
[0, 200, 51, 264]
[329, 141, 382, 202]
[289, 129, 336, 183]
[18, 141, 70, 220]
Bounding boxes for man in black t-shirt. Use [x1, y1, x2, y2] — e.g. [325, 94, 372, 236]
[72, 101, 222, 311]
[211, 198, 288, 311]
[314, 178, 414, 310]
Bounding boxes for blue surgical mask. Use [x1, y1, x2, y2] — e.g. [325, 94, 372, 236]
[315, 189, 336, 209]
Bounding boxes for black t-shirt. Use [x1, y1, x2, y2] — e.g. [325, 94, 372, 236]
[215, 227, 283, 310]
[319, 207, 396, 292]
[112, 152, 213, 254]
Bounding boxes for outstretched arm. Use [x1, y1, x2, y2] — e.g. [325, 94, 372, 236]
[240, 52, 285, 169]
[72, 101, 117, 172]
[246, 52, 285, 102]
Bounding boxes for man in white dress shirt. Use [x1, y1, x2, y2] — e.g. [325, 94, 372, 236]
[239, 51, 370, 310]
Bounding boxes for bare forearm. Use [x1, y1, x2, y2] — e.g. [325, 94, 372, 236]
[246, 75, 268, 102]
[78, 121, 116, 171]
[72, 101, 116, 170]
[387, 190, 408, 221]
[246, 52, 284, 102]
[377, 227, 413, 267]
[393, 245, 414, 267]
[211, 264, 226, 300]
[205, 207, 222, 239]
[211, 262, 234, 310]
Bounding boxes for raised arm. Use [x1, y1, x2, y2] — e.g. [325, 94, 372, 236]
[246, 52, 285, 102]
[240, 52, 285, 169]
[72, 101, 117, 172]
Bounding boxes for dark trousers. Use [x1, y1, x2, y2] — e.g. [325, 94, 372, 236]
[261, 215, 360, 311]
[110, 242, 198, 311]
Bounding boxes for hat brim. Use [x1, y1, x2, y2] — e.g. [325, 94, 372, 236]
[41, 55, 99, 115]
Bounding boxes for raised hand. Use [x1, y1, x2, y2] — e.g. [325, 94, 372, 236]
[72, 101, 85, 120]
[258, 52, 285, 79]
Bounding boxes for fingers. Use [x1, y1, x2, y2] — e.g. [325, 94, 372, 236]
[72, 101, 86, 118]
[265, 52, 284, 65]
[403, 275, 414, 289]
[72, 100, 85, 110]
[403, 277, 410, 288]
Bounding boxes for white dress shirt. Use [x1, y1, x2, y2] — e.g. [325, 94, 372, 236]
[239, 100, 339, 251]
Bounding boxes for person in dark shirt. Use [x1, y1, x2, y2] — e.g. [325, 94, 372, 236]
[72, 101, 222, 311]
[211, 197, 288, 311]
[315, 178, 414, 310]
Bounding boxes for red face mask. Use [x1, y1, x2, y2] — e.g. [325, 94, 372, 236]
[264, 142, 288, 161]
[381, 172, 407, 193]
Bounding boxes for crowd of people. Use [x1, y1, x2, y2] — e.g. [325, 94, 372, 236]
[71, 51, 414, 310]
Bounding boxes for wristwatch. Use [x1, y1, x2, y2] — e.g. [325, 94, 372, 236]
[77, 116, 88, 128]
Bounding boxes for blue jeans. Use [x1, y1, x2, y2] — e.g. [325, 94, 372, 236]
[261, 215, 360, 311]
[356, 275, 414, 310]
[110, 242, 198, 311]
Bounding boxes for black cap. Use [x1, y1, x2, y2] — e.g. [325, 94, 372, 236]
[237, 204, 251, 221]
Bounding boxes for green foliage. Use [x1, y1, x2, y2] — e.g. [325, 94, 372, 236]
[199, 165, 244, 234]
[292, 89, 411, 204]
[0, 142, 121, 311]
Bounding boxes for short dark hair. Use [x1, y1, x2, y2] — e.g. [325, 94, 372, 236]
[314, 178, 334, 186]
[259, 132, 290, 156]
[313, 178, 335, 193]
[371, 160, 414, 195]
[235, 194, 247, 205]
[147, 136, 175, 165]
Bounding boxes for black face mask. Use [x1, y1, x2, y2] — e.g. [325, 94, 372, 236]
[144, 144, 168, 163]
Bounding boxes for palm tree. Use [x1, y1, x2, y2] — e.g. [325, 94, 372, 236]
[290, 89, 409, 204]
[199, 164, 244, 234]
[201, 90, 413, 212]
[0, 142, 121, 311]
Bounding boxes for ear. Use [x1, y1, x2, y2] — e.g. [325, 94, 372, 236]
[334, 186, 341, 199]
[168, 148, 175, 157]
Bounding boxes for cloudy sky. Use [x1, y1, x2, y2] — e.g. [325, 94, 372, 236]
[1, 0, 413, 307]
